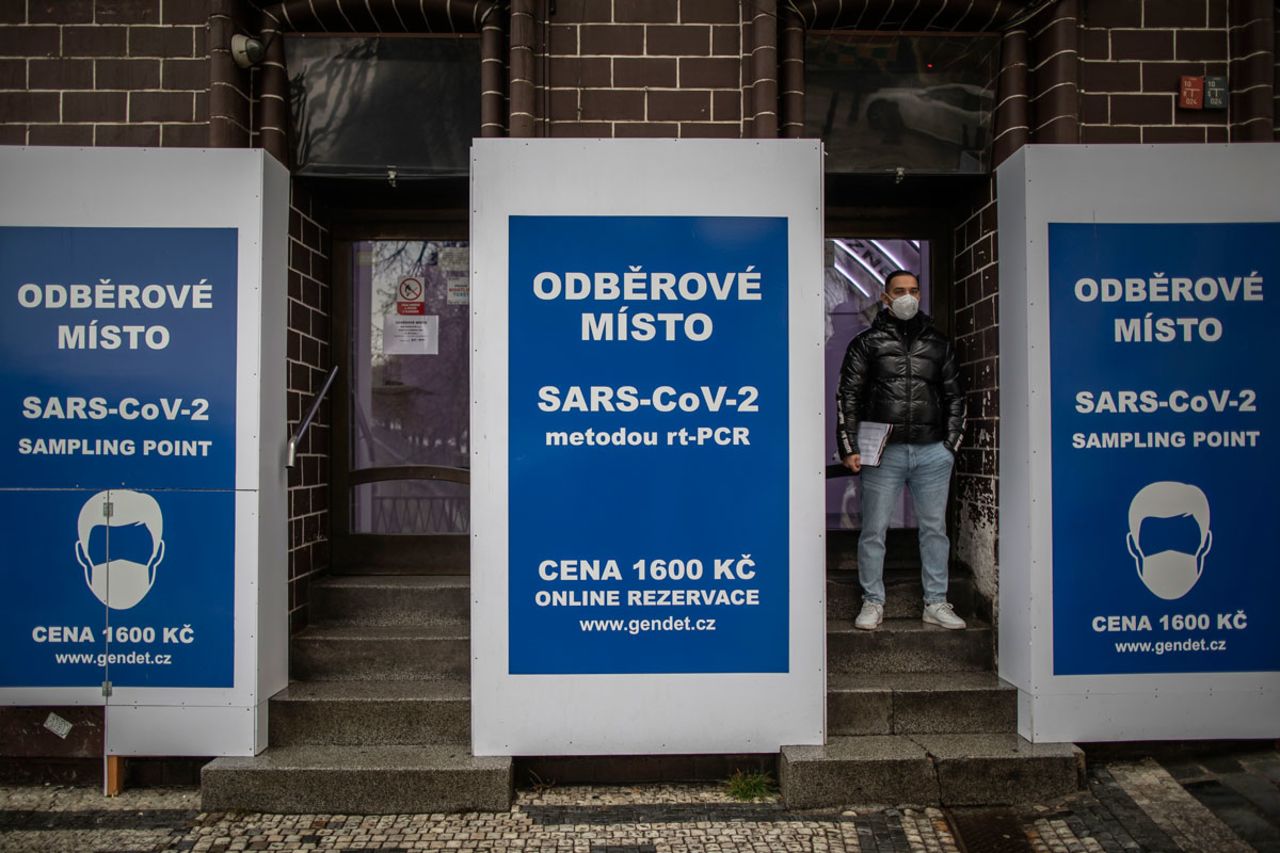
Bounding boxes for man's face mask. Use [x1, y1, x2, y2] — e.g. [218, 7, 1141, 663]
[1126, 513, 1211, 601]
[889, 293, 920, 321]
[76, 522, 165, 610]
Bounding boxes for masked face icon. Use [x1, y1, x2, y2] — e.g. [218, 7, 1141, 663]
[74, 490, 165, 610]
[1125, 481, 1212, 601]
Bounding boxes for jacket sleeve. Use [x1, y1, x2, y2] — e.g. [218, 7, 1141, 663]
[836, 335, 870, 458]
[938, 338, 967, 451]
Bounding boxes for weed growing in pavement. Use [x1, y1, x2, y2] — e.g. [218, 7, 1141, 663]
[726, 769, 776, 801]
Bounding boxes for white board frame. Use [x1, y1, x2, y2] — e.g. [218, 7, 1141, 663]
[997, 143, 1280, 742]
[470, 139, 826, 756]
[0, 147, 289, 756]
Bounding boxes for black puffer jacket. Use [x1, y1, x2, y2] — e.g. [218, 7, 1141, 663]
[836, 309, 966, 457]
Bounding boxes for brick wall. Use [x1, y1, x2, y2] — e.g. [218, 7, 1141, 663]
[544, 0, 744, 137]
[286, 183, 331, 634]
[949, 180, 1000, 602]
[0, 0, 210, 145]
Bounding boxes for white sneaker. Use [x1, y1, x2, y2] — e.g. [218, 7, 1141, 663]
[854, 601, 884, 631]
[922, 602, 966, 630]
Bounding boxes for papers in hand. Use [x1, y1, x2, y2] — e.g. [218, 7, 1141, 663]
[856, 422, 893, 467]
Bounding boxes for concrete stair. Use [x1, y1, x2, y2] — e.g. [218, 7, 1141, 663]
[267, 679, 470, 746]
[311, 575, 470, 626]
[781, 550, 1082, 808]
[202, 745, 510, 813]
[828, 672, 1016, 736]
[202, 572, 512, 814]
[290, 623, 470, 681]
[781, 734, 1082, 808]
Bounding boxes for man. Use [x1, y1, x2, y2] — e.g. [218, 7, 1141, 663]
[836, 270, 966, 631]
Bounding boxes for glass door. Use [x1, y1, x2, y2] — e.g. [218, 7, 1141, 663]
[332, 235, 470, 568]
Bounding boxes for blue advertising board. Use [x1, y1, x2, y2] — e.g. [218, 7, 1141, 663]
[0, 226, 237, 689]
[508, 216, 789, 674]
[1048, 222, 1279, 675]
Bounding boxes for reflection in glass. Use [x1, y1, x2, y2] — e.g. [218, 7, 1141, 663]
[824, 239, 931, 530]
[806, 32, 999, 174]
[285, 35, 480, 178]
[350, 240, 470, 534]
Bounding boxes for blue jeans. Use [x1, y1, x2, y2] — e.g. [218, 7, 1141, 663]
[858, 441, 954, 605]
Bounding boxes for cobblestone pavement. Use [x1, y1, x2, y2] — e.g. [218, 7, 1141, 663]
[1, 749, 1276, 852]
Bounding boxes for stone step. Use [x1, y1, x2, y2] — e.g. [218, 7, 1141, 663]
[291, 624, 469, 681]
[201, 745, 512, 814]
[268, 679, 470, 746]
[311, 575, 470, 626]
[334, 534, 469, 575]
[827, 575, 978, 620]
[779, 734, 1082, 808]
[827, 672, 1016, 736]
[827, 618, 992, 674]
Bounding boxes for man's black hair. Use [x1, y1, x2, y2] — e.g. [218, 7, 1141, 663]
[883, 269, 919, 290]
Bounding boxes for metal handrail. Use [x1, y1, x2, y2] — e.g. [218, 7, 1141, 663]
[287, 365, 339, 468]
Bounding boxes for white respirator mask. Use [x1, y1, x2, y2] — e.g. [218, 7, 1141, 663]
[889, 294, 920, 321]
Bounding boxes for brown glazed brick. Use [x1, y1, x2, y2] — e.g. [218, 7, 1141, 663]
[549, 24, 578, 54]
[1110, 93, 1173, 124]
[1143, 0, 1207, 27]
[96, 0, 160, 24]
[711, 24, 738, 56]
[1085, 0, 1141, 27]
[0, 59, 25, 88]
[1081, 92, 1108, 123]
[646, 24, 710, 56]
[1082, 124, 1141, 143]
[0, 26, 61, 56]
[30, 0, 94, 23]
[162, 57, 207, 89]
[680, 0, 738, 24]
[193, 88, 206, 119]
[65, 90, 128, 121]
[580, 24, 644, 55]
[162, 0, 210, 24]
[129, 89, 192, 121]
[64, 25, 128, 56]
[549, 56, 611, 87]
[648, 88, 709, 120]
[0, 1, 25, 23]
[28, 59, 94, 90]
[1175, 29, 1226, 61]
[1110, 29, 1174, 61]
[680, 121, 737, 137]
[548, 0, 613, 24]
[28, 123, 94, 144]
[614, 0, 677, 23]
[1205, 125, 1226, 141]
[549, 121, 610, 137]
[614, 121, 679, 137]
[614, 57, 676, 87]
[96, 58, 161, 89]
[129, 25, 195, 57]
[579, 88, 644, 120]
[0, 125, 26, 143]
[1142, 125, 1206, 142]
[0, 91, 59, 122]
[1080, 59, 1140, 92]
[712, 89, 740, 120]
[1080, 27, 1109, 60]
[95, 122, 160, 144]
[161, 121, 207, 146]
[679, 56, 739, 88]
[548, 87, 580, 121]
